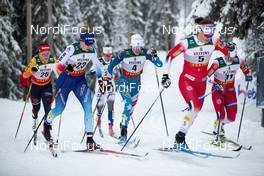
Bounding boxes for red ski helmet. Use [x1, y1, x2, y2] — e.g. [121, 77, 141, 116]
[38, 43, 50, 53]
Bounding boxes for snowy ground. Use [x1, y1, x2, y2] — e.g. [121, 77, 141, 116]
[0, 51, 263, 176]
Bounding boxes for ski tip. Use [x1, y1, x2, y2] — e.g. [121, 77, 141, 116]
[232, 145, 243, 152]
[247, 145, 253, 150]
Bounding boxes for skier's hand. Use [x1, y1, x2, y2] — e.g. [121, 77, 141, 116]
[213, 83, 223, 91]
[31, 66, 38, 73]
[151, 48, 158, 57]
[98, 79, 106, 94]
[246, 75, 253, 82]
[65, 64, 74, 73]
[161, 74, 171, 88]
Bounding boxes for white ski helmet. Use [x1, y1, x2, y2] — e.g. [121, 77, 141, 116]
[130, 34, 144, 47]
[103, 46, 113, 54]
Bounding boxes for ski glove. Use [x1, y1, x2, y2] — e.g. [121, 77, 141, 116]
[161, 74, 171, 88]
[246, 75, 253, 82]
[213, 83, 223, 91]
[31, 67, 38, 72]
[151, 48, 158, 57]
[65, 64, 74, 73]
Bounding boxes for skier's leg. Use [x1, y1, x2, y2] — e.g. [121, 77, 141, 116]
[41, 82, 53, 121]
[212, 87, 226, 133]
[107, 92, 116, 136]
[119, 90, 132, 127]
[225, 89, 238, 123]
[43, 74, 72, 141]
[174, 75, 206, 149]
[73, 77, 99, 150]
[30, 84, 41, 120]
[30, 84, 41, 130]
[178, 76, 204, 134]
[96, 92, 106, 128]
[46, 73, 71, 124]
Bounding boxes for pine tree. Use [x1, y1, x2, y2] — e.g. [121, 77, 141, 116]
[0, 0, 23, 99]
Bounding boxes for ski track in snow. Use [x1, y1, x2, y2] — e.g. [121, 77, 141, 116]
[0, 51, 263, 176]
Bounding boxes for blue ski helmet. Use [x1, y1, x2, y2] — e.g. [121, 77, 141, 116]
[80, 33, 95, 46]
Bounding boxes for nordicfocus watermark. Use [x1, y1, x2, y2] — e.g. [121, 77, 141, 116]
[30, 140, 81, 151]
[99, 82, 161, 95]
[162, 139, 234, 151]
[162, 25, 236, 35]
[31, 25, 103, 35]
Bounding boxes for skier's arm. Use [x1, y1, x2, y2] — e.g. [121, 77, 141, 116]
[207, 59, 219, 77]
[163, 42, 185, 75]
[91, 50, 102, 78]
[56, 45, 75, 74]
[239, 58, 252, 81]
[107, 52, 124, 78]
[240, 58, 250, 76]
[146, 49, 163, 67]
[213, 37, 228, 55]
[23, 57, 38, 79]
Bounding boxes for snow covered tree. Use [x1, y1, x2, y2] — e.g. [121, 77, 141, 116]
[131, 0, 178, 50]
[0, 0, 23, 99]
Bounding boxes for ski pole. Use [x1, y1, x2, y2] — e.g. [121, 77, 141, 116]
[55, 114, 62, 145]
[181, 89, 216, 112]
[121, 89, 164, 151]
[24, 77, 67, 152]
[93, 93, 110, 134]
[80, 92, 103, 144]
[154, 65, 169, 136]
[14, 83, 32, 140]
[236, 81, 250, 142]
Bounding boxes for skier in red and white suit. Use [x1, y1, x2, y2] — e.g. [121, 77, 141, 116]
[207, 42, 252, 141]
[161, 17, 228, 150]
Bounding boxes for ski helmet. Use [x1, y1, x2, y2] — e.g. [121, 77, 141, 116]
[80, 33, 95, 46]
[103, 46, 113, 54]
[130, 34, 144, 47]
[38, 43, 50, 53]
[102, 46, 113, 62]
[227, 42, 237, 58]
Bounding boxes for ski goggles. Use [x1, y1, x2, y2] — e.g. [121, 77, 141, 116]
[80, 33, 95, 46]
[196, 24, 216, 39]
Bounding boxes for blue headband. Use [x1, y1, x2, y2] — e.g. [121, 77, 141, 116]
[80, 33, 95, 46]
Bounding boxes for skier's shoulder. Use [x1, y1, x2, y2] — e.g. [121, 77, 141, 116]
[214, 56, 227, 68]
[118, 48, 132, 58]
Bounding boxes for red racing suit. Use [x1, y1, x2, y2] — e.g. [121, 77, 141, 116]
[165, 35, 227, 133]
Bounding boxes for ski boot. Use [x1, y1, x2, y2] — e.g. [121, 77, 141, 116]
[32, 117, 38, 145]
[173, 131, 190, 151]
[108, 124, 116, 137]
[42, 122, 52, 142]
[212, 125, 226, 145]
[118, 125, 127, 143]
[86, 132, 101, 151]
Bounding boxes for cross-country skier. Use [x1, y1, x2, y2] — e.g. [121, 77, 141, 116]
[161, 17, 227, 150]
[95, 45, 120, 137]
[106, 34, 163, 143]
[207, 42, 252, 143]
[23, 43, 57, 140]
[44, 29, 102, 150]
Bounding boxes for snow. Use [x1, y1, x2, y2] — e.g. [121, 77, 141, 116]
[0, 52, 263, 176]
